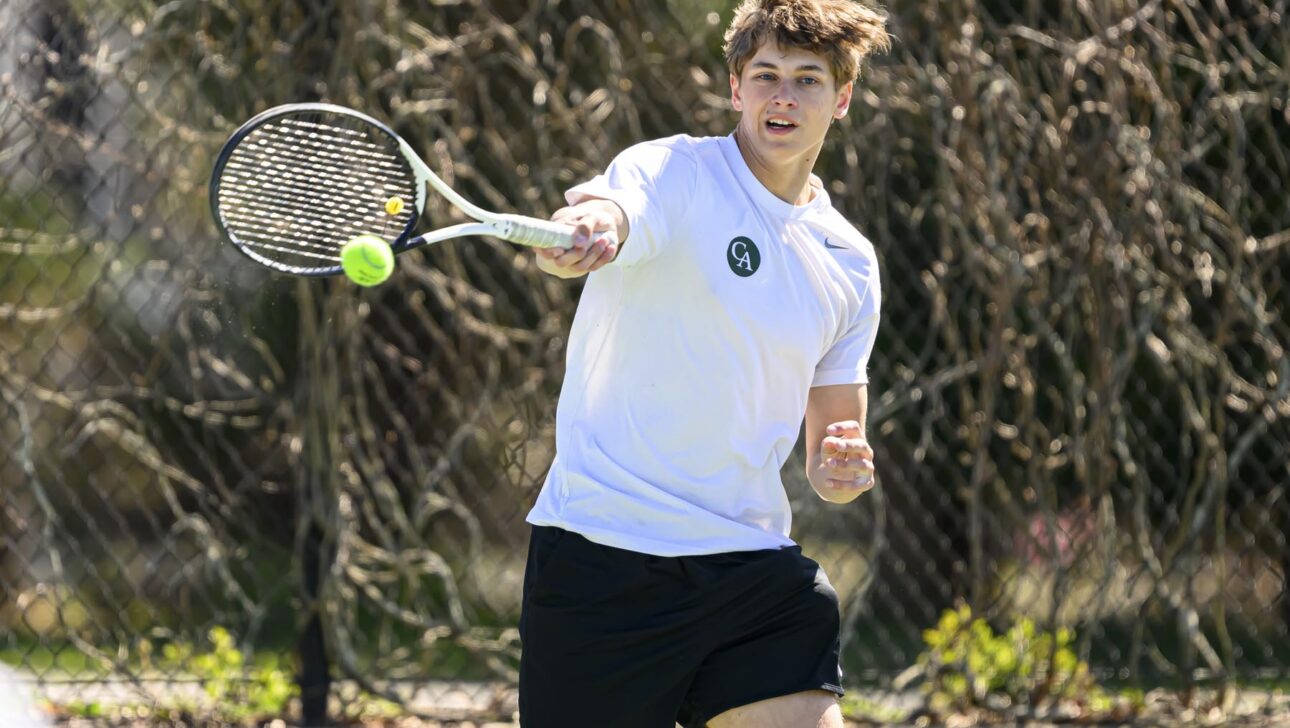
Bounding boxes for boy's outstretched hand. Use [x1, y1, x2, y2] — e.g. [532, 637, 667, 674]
[535, 199, 626, 278]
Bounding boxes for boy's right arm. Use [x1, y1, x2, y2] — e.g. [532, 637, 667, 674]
[534, 198, 630, 279]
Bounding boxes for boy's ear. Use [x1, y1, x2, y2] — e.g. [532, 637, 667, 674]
[834, 80, 854, 119]
[730, 73, 743, 112]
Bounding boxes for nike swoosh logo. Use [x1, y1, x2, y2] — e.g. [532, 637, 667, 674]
[823, 238, 845, 250]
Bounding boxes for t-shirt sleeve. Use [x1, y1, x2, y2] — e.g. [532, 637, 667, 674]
[813, 265, 882, 387]
[564, 139, 697, 268]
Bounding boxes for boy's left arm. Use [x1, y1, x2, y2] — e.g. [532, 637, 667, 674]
[805, 383, 875, 504]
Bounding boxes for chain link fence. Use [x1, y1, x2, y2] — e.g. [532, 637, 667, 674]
[1, 0, 1287, 724]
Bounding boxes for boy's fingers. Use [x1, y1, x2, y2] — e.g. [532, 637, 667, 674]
[587, 237, 618, 270]
[826, 421, 862, 437]
[835, 440, 873, 458]
[554, 248, 593, 268]
[570, 221, 592, 248]
[825, 473, 875, 492]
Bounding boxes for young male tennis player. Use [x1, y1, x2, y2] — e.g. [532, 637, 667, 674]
[523, 1, 889, 725]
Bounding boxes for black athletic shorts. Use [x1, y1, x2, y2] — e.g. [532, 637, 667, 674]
[518, 525, 844, 728]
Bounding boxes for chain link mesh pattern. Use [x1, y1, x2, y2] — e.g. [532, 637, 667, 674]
[1, 0, 1287, 722]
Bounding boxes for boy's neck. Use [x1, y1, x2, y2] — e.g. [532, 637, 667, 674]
[733, 127, 820, 206]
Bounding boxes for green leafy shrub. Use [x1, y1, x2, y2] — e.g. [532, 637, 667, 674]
[164, 627, 298, 722]
[916, 603, 1112, 715]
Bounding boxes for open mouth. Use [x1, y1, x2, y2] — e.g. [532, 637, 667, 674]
[766, 118, 797, 131]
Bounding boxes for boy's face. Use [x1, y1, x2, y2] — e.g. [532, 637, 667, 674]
[730, 42, 853, 165]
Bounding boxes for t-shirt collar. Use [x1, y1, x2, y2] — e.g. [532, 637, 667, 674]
[720, 133, 830, 219]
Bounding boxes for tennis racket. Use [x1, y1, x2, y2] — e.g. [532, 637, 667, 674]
[209, 102, 602, 276]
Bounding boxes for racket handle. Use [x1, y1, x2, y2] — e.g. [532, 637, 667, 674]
[494, 213, 618, 250]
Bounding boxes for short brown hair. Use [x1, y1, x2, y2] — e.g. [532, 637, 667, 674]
[723, 0, 890, 85]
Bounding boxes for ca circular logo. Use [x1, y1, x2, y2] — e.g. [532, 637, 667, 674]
[726, 236, 760, 277]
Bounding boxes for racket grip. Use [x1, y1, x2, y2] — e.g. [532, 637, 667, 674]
[495, 213, 618, 250]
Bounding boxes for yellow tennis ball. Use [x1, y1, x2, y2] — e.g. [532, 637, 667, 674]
[385, 196, 405, 215]
[340, 234, 395, 287]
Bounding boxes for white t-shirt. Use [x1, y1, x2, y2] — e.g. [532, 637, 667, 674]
[526, 133, 882, 556]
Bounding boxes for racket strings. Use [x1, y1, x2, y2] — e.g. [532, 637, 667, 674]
[216, 114, 417, 272]
[219, 158, 402, 249]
